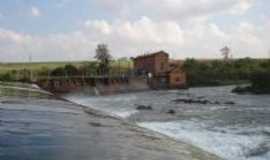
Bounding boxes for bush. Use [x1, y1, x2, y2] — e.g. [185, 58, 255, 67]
[251, 71, 270, 93]
[37, 67, 50, 77]
[64, 64, 79, 76]
[50, 67, 65, 76]
[0, 72, 14, 81]
[182, 58, 265, 87]
[78, 62, 98, 76]
[50, 64, 79, 77]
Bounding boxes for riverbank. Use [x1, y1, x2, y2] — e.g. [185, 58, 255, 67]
[232, 85, 270, 95]
[0, 82, 222, 160]
[188, 80, 249, 88]
[232, 72, 270, 95]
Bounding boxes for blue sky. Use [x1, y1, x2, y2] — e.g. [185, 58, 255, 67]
[0, 0, 269, 62]
[0, 0, 94, 34]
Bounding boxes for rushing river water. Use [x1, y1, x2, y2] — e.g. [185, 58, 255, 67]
[65, 86, 270, 160]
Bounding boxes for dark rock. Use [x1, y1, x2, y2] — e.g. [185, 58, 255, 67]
[173, 98, 192, 103]
[173, 98, 212, 105]
[197, 96, 205, 99]
[224, 101, 235, 105]
[89, 122, 103, 127]
[232, 86, 251, 94]
[246, 143, 270, 158]
[167, 109, 176, 114]
[214, 101, 221, 105]
[201, 100, 209, 104]
[232, 85, 270, 95]
[173, 98, 237, 106]
[136, 105, 153, 110]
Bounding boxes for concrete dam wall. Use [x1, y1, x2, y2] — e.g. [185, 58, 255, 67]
[36, 77, 150, 95]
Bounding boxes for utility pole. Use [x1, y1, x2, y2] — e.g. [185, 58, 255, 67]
[118, 59, 121, 76]
[23, 42, 33, 83]
[29, 53, 33, 82]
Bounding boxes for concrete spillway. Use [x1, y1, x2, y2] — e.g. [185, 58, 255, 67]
[0, 82, 222, 160]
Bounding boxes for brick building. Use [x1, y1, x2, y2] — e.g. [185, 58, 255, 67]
[133, 51, 169, 76]
[133, 51, 186, 89]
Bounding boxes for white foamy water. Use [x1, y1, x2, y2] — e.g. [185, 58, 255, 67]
[64, 86, 270, 160]
[64, 94, 139, 118]
[114, 110, 139, 118]
[139, 120, 270, 160]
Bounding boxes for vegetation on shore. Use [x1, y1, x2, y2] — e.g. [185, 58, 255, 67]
[182, 58, 270, 87]
[181, 58, 270, 94]
[232, 70, 270, 94]
[0, 59, 132, 82]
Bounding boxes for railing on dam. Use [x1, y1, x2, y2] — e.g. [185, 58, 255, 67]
[36, 75, 130, 80]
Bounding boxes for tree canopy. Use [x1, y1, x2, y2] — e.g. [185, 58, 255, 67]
[95, 44, 111, 63]
[95, 44, 112, 75]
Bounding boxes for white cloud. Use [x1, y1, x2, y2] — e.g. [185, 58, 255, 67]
[230, 0, 254, 15]
[0, 0, 269, 62]
[0, 17, 182, 62]
[82, 17, 184, 57]
[0, 14, 269, 62]
[97, 0, 255, 20]
[31, 6, 41, 17]
[0, 28, 95, 62]
[85, 20, 112, 35]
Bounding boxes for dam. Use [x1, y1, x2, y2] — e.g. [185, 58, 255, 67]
[0, 82, 221, 160]
[35, 75, 149, 95]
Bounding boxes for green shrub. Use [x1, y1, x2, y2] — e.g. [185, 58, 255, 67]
[251, 71, 270, 93]
[0, 72, 15, 82]
[64, 64, 80, 76]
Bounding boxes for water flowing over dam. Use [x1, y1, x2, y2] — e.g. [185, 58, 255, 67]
[0, 82, 221, 160]
[65, 86, 270, 160]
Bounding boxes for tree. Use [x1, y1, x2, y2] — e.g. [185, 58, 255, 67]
[0, 72, 13, 82]
[79, 62, 99, 76]
[220, 46, 231, 61]
[64, 64, 79, 76]
[51, 67, 65, 77]
[95, 44, 112, 75]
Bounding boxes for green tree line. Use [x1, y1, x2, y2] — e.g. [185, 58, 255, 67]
[182, 58, 270, 87]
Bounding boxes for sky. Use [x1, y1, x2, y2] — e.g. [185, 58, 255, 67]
[0, 0, 269, 62]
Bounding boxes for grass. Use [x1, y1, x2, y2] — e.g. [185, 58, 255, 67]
[0, 60, 133, 74]
[0, 61, 90, 74]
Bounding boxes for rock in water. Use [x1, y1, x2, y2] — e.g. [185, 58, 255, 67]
[136, 105, 153, 110]
[224, 101, 235, 105]
[167, 109, 176, 114]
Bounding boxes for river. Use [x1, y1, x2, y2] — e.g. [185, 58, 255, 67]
[65, 86, 270, 160]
